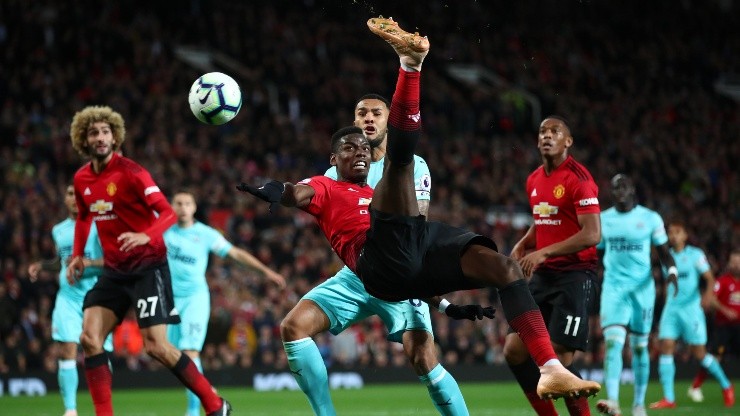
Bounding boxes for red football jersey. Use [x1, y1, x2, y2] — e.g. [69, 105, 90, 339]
[526, 156, 600, 271]
[73, 153, 175, 274]
[300, 176, 373, 273]
[713, 273, 740, 325]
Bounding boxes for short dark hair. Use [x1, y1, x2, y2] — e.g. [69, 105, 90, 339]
[543, 114, 572, 135]
[357, 93, 390, 109]
[667, 219, 687, 230]
[172, 188, 197, 200]
[610, 173, 632, 188]
[331, 126, 364, 152]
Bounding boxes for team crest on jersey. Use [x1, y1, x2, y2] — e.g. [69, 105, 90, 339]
[419, 174, 431, 192]
[106, 182, 117, 196]
[553, 184, 565, 199]
[358, 197, 372, 206]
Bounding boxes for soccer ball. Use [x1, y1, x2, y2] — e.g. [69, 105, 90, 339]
[188, 72, 243, 125]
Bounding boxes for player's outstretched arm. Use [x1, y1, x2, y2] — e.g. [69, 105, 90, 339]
[227, 246, 287, 289]
[236, 180, 315, 211]
[423, 296, 495, 321]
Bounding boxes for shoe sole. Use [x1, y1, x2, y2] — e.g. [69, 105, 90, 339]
[366, 17, 430, 53]
[649, 403, 677, 409]
[537, 376, 601, 400]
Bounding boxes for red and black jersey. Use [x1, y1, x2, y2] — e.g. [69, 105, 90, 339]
[714, 273, 740, 325]
[73, 153, 176, 274]
[299, 175, 373, 273]
[526, 156, 600, 272]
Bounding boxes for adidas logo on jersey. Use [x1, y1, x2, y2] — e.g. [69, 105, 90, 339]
[531, 188, 537, 197]
[84, 187, 91, 195]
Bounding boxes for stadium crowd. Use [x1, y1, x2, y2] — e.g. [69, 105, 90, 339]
[0, 0, 738, 375]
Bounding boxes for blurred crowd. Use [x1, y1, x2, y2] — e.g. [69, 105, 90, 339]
[0, 0, 738, 375]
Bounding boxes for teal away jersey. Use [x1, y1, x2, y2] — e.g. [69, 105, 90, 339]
[597, 205, 668, 287]
[663, 245, 710, 307]
[164, 222, 233, 296]
[52, 218, 104, 302]
[325, 154, 431, 198]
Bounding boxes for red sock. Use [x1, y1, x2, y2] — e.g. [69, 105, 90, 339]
[171, 353, 222, 413]
[565, 396, 591, 415]
[84, 353, 113, 416]
[692, 368, 708, 388]
[525, 391, 559, 415]
[510, 310, 558, 366]
[388, 68, 421, 131]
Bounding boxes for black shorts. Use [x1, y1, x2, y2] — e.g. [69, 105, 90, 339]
[83, 262, 181, 328]
[357, 208, 498, 301]
[709, 323, 740, 356]
[521, 269, 597, 351]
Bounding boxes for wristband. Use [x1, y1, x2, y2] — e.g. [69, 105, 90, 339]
[438, 299, 451, 313]
[667, 266, 678, 277]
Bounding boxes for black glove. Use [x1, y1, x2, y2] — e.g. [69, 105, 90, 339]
[445, 304, 495, 321]
[236, 180, 285, 213]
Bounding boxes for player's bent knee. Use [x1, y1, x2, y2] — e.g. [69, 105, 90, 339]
[141, 331, 170, 358]
[487, 255, 522, 289]
[279, 317, 300, 341]
[79, 330, 103, 351]
[629, 333, 649, 354]
[143, 341, 169, 360]
[603, 326, 627, 348]
[280, 314, 317, 342]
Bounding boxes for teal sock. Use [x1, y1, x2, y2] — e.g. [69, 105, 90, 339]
[58, 359, 78, 411]
[658, 354, 675, 402]
[702, 354, 731, 389]
[419, 364, 469, 416]
[185, 356, 203, 416]
[631, 334, 650, 407]
[603, 326, 626, 402]
[284, 338, 336, 416]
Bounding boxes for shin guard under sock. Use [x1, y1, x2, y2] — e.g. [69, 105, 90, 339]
[387, 68, 420, 165]
[500, 280, 557, 366]
[84, 353, 113, 416]
[170, 353, 221, 413]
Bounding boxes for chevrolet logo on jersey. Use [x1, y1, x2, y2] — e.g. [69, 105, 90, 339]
[90, 199, 113, 214]
[533, 202, 558, 217]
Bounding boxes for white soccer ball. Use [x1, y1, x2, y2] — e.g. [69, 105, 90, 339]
[188, 72, 243, 125]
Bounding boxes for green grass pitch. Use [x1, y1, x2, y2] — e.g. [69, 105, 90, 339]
[1, 380, 734, 415]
